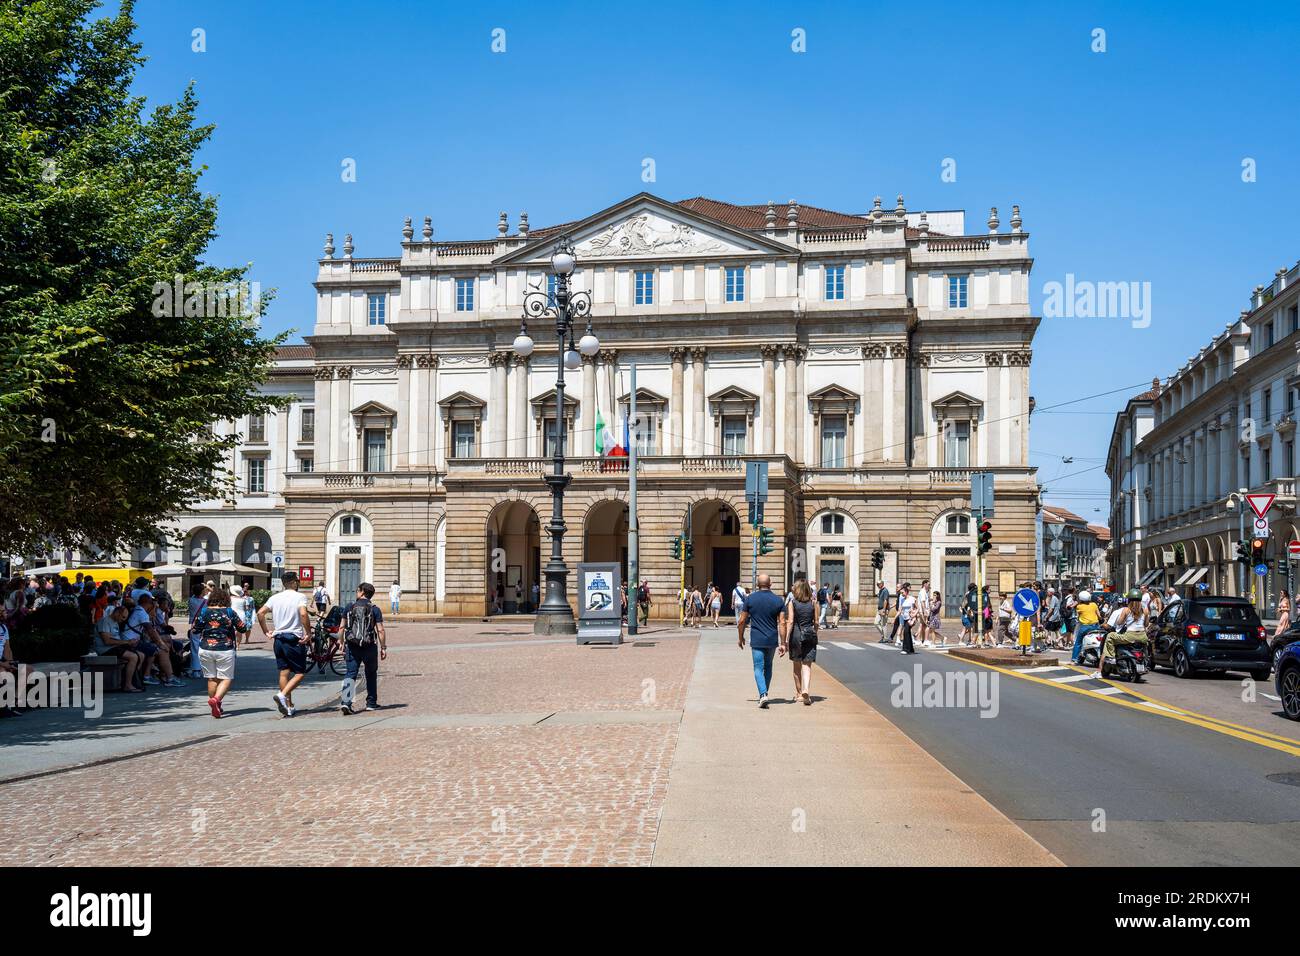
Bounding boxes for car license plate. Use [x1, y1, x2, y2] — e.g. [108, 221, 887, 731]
[1217, 633, 1244, 641]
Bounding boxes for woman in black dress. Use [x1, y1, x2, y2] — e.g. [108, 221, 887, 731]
[782, 578, 820, 705]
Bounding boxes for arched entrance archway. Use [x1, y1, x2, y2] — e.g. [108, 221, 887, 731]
[687, 499, 742, 615]
[584, 499, 629, 580]
[930, 510, 973, 617]
[183, 527, 220, 596]
[236, 526, 274, 590]
[486, 501, 541, 614]
[807, 508, 859, 611]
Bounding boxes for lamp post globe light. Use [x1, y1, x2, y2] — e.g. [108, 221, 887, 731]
[514, 236, 596, 635]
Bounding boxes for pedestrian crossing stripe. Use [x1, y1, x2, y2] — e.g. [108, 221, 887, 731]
[830, 641, 860, 650]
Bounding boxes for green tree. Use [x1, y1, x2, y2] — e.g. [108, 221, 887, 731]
[0, 0, 286, 558]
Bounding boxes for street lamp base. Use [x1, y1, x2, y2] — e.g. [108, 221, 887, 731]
[534, 609, 577, 636]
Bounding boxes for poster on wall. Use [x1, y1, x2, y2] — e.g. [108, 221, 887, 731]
[398, 548, 420, 593]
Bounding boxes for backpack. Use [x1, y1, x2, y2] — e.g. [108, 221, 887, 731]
[344, 600, 378, 645]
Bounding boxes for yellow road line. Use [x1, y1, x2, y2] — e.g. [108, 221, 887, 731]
[961, 658, 1300, 759]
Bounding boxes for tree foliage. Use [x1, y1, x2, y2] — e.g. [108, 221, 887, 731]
[0, 0, 286, 557]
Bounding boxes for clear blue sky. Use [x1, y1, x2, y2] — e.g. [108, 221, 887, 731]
[122, 0, 1300, 520]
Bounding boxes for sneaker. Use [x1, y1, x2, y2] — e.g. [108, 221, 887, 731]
[273, 693, 288, 716]
[163, 676, 184, 687]
[366, 702, 380, 711]
[142, 676, 160, 685]
[285, 708, 297, 718]
[341, 704, 353, 716]
[758, 695, 769, 709]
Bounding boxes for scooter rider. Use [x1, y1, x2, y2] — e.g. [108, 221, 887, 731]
[1070, 589, 1100, 665]
[1095, 589, 1148, 679]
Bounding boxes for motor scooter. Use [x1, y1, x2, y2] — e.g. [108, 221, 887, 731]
[1092, 624, 1148, 682]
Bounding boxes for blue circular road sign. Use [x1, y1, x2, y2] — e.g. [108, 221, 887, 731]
[1254, 563, 1269, 576]
[1013, 587, 1041, 616]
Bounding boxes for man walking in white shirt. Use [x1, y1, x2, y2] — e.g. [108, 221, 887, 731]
[389, 580, 401, 615]
[258, 571, 312, 717]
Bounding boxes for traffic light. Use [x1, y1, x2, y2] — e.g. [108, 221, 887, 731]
[872, 549, 884, 571]
[1056, 555, 1067, 575]
[1251, 537, 1269, 564]
[684, 539, 694, 561]
[670, 535, 682, 560]
[758, 526, 774, 556]
[1236, 539, 1251, 565]
[978, 520, 993, 555]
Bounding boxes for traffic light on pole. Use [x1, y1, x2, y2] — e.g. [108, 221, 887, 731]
[758, 527, 774, 556]
[1056, 555, 1067, 575]
[978, 520, 993, 555]
[872, 549, 884, 571]
[1236, 539, 1251, 564]
[1252, 537, 1269, 563]
[670, 535, 682, 560]
[684, 539, 694, 561]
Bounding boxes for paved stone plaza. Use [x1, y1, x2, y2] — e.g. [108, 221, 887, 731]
[0, 619, 1056, 867]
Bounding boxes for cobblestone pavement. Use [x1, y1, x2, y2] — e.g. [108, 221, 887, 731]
[0, 622, 698, 866]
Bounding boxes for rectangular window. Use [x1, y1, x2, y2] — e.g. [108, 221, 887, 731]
[1265, 322, 1274, 349]
[725, 267, 745, 303]
[1288, 442, 1295, 474]
[1263, 388, 1272, 420]
[1290, 305, 1299, 335]
[455, 278, 474, 312]
[947, 275, 968, 309]
[634, 270, 654, 305]
[367, 293, 386, 325]
[300, 407, 315, 443]
[820, 514, 845, 534]
[452, 421, 476, 458]
[299, 457, 314, 473]
[247, 413, 266, 443]
[547, 274, 558, 303]
[247, 458, 265, 494]
[944, 420, 971, 467]
[542, 418, 562, 458]
[635, 418, 657, 456]
[722, 416, 747, 455]
[820, 415, 847, 467]
[824, 265, 845, 301]
[1263, 447, 1272, 483]
[364, 428, 387, 472]
[1289, 389, 1296, 415]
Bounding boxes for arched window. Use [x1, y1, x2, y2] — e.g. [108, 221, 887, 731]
[340, 515, 362, 535]
[946, 514, 970, 535]
[820, 514, 845, 535]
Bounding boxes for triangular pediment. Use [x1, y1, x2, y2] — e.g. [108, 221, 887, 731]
[437, 390, 486, 409]
[529, 387, 579, 410]
[349, 400, 396, 417]
[708, 384, 760, 404]
[497, 193, 796, 267]
[932, 389, 983, 409]
[618, 387, 669, 406]
[808, 384, 858, 403]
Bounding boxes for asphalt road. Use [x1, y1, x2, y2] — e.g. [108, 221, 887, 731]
[818, 638, 1300, 866]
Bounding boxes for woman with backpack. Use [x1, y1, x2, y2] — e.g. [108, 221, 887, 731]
[194, 588, 247, 718]
[782, 578, 819, 705]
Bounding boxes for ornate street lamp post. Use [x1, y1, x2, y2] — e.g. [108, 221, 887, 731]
[513, 237, 599, 635]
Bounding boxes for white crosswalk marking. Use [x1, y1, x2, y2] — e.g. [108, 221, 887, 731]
[1054, 674, 1101, 684]
[1023, 665, 1075, 674]
[1093, 686, 1124, 696]
[830, 641, 861, 650]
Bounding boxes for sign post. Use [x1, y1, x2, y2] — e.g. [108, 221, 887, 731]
[1013, 587, 1040, 657]
[746, 461, 769, 591]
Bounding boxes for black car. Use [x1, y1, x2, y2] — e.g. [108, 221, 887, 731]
[1150, 597, 1272, 680]
[1270, 621, 1300, 673]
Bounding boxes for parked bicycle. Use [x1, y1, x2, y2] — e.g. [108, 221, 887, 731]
[304, 606, 346, 676]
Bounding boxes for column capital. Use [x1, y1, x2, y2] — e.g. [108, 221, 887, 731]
[336, 365, 353, 380]
[690, 346, 707, 362]
[1006, 350, 1033, 367]
[396, 354, 413, 370]
[862, 343, 887, 359]
[582, 352, 598, 366]
[668, 345, 689, 362]
[488, 351, 512, 368]
[314, 365, 335, 381]
[983, 350, 1004, 366]
[889, 343, 909, 360]
[598, 348, 619, 366]
[760, 343, 781, 359]
[914, 351, 932, 367]
[510, 354, 529, 368]
[780, 343, 805, 361]
[416, 354, 438, 369]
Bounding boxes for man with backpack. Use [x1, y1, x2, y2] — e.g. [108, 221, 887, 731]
[339, 582, 387, 715]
